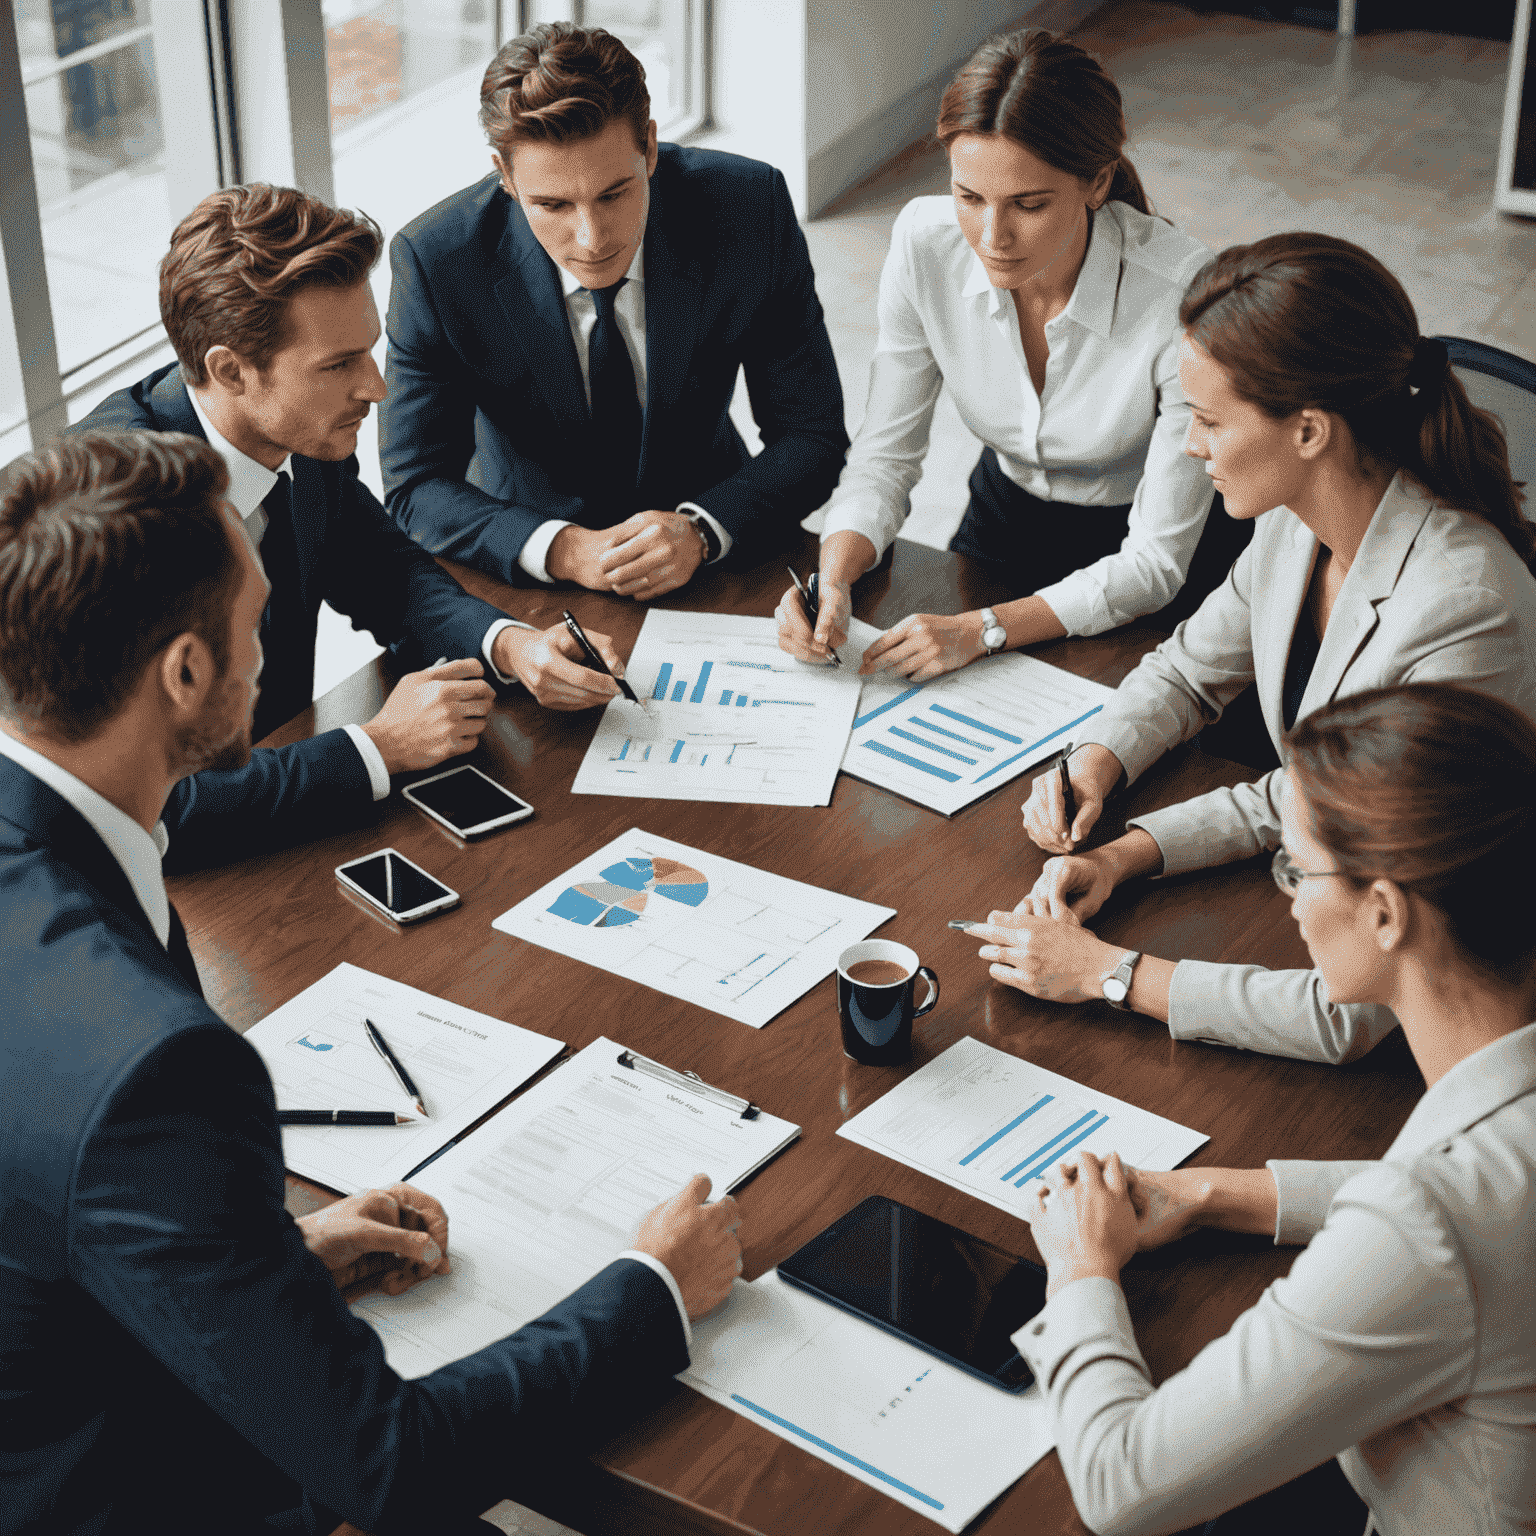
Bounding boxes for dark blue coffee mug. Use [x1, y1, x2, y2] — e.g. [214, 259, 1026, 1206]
[836, 940, 940, 1066]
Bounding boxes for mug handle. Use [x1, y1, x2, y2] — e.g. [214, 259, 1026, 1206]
[913, 966, 940, 1018]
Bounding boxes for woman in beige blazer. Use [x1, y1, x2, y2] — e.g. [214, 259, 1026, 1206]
[970, 233, 1536, 1062]
[1014, 683, 1536, 1536]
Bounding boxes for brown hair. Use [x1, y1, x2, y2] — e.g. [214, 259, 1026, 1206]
[160, 184, 382, 386]
[1181, 233, 1534, 573]
[936, 29, 1152, 216]
[0, 430, 239, 743]
[480, 22, 650, 158]
[1284, 683, 1536, 986]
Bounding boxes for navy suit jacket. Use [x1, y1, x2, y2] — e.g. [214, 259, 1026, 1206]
[0, 754, 688, 1535]
[380, 144, 849, 579]
[73, 365, 520, 868]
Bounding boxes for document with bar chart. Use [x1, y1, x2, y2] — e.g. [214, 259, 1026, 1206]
[571, 609, 863, 806]
[841, 648, 1116, 817]
[839, 1036, 1207, 1222]
[492, 828, 894, 1028]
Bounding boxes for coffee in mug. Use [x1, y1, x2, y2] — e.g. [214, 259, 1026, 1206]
[836, 940, 939, 1066]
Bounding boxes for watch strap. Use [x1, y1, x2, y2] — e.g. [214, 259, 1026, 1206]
[681, 509, 721, 563]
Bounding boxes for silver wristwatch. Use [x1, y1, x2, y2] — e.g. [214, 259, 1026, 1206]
[1102, 950, 1141, 1010]
[979, 606, 1007, 655]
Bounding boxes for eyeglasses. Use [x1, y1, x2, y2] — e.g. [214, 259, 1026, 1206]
[1271, 845, 1345, 896]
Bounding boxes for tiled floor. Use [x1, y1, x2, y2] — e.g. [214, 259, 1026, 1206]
[474, 7, 1530, 1527]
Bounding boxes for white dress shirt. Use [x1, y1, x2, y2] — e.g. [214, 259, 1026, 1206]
[821, 198, 1216, 635]
[518, 241, 732, 583]
[189, 389, 530, 798]
[0, 729, 171, 947]
[1015, 1022, 1536, 1536]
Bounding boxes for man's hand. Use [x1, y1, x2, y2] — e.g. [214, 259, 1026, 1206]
[297, 1183, 449, 1302]
[972, 909, 1130, 1003]
[1020, 743, 1122, 852]
[1028, 1152, 1141, 1299]
[599, 511, 707, 598]
[361, 658, 494, 775]
[1018, 852, 1120, 924]
[492, 621, 623, 710]
[546, 524, 630, 589]
[859, 612, 986, 682]
[634, 1173, 743, 1321]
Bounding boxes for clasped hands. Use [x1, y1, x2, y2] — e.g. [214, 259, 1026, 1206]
[548, 511, 707, 598]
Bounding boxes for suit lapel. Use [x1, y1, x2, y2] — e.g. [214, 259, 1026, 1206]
[637, 166, 703, 486]
[493, 199, 589, 431]
[1295, 475, 1432, 722]
[1256, 512, 1316, 747]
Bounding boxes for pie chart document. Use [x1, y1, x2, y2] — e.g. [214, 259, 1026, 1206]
[571, 609, 864, 807]
[492, 828, 895, 1028]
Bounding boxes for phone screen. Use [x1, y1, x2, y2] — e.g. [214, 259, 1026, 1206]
[778, 1196, 1044, 1390]
[339, 851, 452, 916]
[406, 768, 532, 834]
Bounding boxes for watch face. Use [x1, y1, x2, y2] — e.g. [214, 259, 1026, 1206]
[1102, 977, 1129, 1003]
[983, 627, 1006, 649]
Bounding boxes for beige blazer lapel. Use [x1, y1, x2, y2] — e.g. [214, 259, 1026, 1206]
[1293, 473, 1433, 725]
[1253, 510, 1316, 747]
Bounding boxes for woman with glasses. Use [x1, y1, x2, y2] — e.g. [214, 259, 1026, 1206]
[977, 233, 1536, 1064]
[1010, 682, 1536, 1535]
[774, 29, 1249, 681]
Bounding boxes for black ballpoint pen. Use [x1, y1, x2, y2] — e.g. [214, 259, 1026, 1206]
[561, 609, 642, 705]
[278, 1109, 415, 1126]
[365, 1018, 429, 1119]
[787, 567, 842, 666]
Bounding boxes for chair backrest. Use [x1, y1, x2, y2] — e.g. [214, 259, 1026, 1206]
[1434, 336, 1536, 519]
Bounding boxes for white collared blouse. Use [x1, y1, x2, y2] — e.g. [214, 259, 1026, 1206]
[820, 197, 1216, 635]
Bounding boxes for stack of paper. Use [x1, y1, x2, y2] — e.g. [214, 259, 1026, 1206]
[243, 963, 564, 1193]
[683, 1271, 1054, 1533]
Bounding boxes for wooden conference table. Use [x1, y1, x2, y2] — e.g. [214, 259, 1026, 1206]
[170, 531, 1425, 1536]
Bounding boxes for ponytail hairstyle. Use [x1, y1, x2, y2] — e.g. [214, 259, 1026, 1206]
[936, 30, 1153, 217]
[1284, 682, 1536, 988]
[1181, 233, 1534, 574]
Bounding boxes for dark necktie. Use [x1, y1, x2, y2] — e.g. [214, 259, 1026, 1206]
[252, 470, 306, 744]
[166, 902, 205, 999]
[586, 279, 642, 512]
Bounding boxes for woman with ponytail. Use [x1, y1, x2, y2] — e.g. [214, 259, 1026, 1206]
[776, 29, 1248, 678]
[1014, 683, 1536, 1535]
[992, 232, 1536, 1068]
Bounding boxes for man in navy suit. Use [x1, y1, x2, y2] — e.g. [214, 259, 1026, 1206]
[381, 21, 848, 596]
[0, 429, 742, 1535]
[79, 185, 627, 869]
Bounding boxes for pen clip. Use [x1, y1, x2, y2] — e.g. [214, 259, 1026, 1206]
[616, 1049, 760, 1120]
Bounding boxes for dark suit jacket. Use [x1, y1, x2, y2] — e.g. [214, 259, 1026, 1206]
[0, 754, 688, 1535]
[380, 144, 849, 579]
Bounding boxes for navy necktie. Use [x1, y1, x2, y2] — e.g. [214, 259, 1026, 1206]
[252, 470, 305, 744]
[586, 279, 642, 512]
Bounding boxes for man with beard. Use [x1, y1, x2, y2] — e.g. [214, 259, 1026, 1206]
[0, 429, 743, 1535]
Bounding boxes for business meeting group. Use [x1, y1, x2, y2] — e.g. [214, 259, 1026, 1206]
[2, 17, 1533, 1536]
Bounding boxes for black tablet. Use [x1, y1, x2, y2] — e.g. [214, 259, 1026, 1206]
[777, 1195, 1045, 1392]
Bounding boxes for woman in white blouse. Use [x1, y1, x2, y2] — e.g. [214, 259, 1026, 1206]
[1016, 682, 1536, 1535]
[776, 29, 1244, 680]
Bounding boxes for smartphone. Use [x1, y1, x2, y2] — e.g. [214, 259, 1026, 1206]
[777, 1195, 1045, 1392]
[335, 848, 459, 924]
[403, 765, 535, 838]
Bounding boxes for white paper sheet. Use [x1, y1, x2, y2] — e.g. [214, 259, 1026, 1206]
[683, 1272, 1053, 1534]
[491, 828, 894, 1028]
[571, 609, 865, 806]
[837, 619, 1116, 816]
[354, 1037, 799, 1378]
[244, 962, 563, 1194]
[840, 1035, 1208, 1223]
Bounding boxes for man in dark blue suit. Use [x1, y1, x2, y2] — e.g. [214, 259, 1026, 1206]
[381, 21, 848, 596]
[0, 430, 742, 1535]
[79, 185, 627, 869]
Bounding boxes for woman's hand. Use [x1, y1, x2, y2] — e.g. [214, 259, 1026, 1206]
[775, 576, 852, 665]
[1017, 851, 1120, 924]
[971, 910, 1129, 1003]
[1029, 1152, 1141, 1299]
[1124, 1167, 1212, 1250]
[859, 612, 986, 682]
[296, 1183, 450, 1302]
[1021, 744, 1122, 852]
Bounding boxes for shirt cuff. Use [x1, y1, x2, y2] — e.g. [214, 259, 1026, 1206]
[482, 617, 537, 685]
[1266, 1160, 1373, 1246]
[518, 520, 575, 584]
[676, 502, 732, 563]
[618, 1249, 692, 1349]
[1012, 1274, 1142, 1389]
[1029, 573, 1098, 638]
[342, 722, 391, 802]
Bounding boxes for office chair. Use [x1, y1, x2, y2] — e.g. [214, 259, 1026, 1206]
[1433, 336, 1536, 513]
